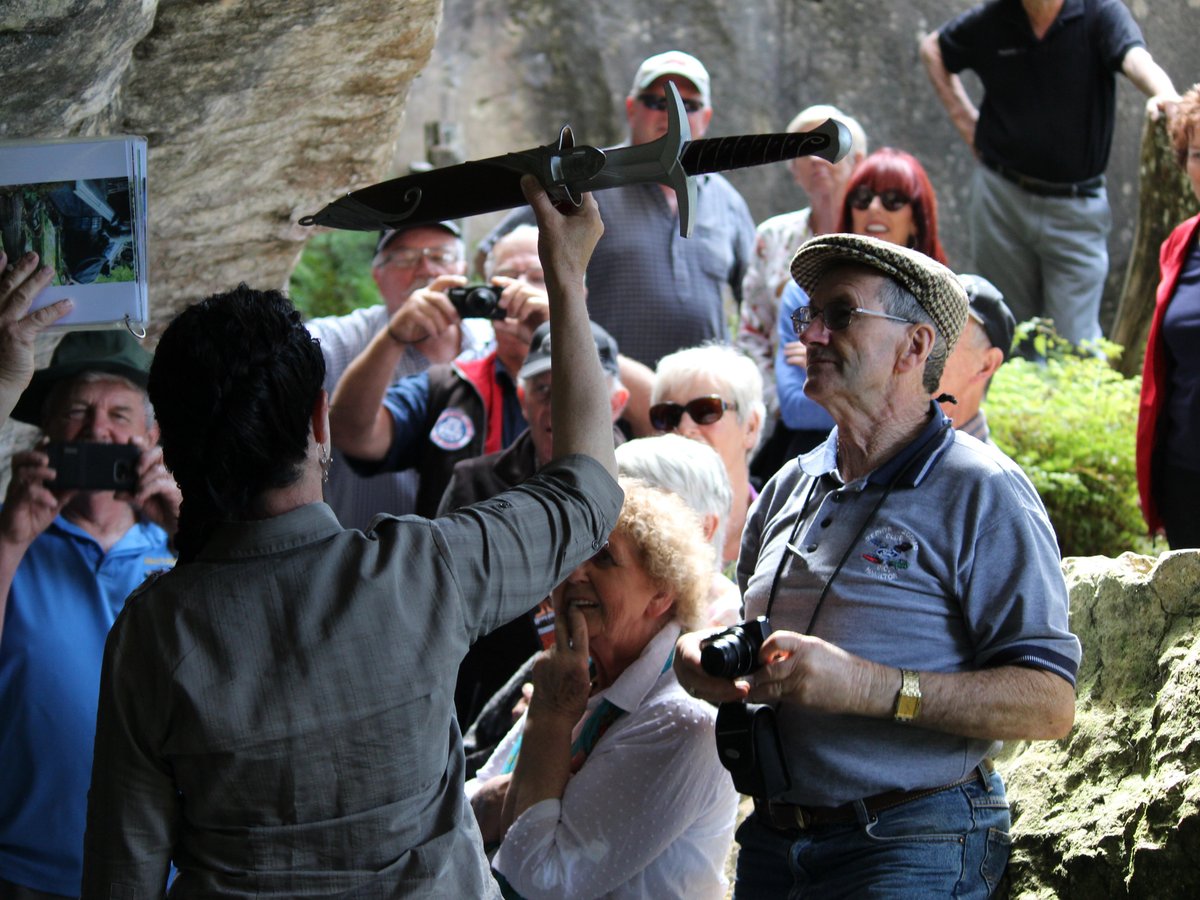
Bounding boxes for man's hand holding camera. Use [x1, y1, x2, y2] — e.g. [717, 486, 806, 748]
[741, 632, 897, 718]
[0, 447, 73, 554]
[385, 273, 468, 348]
[490, 275, 550, 345]
[676, 620, 897, 718]
[120, 437, 182, 537]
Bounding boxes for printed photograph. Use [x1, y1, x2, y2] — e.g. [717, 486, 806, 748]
[0, 177, 136, 285]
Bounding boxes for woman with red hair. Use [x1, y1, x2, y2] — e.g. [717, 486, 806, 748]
[770, 148, 949, 471]
[836, 146, 949, 265]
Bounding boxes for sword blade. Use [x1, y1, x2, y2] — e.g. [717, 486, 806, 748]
[299, 118, 851, 233]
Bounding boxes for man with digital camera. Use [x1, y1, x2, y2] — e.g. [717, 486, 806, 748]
[331, 225, 552, 518]
[674, 233, 1081, 898]
[0, 328, 178, 899]
[306, 220, 497, 529]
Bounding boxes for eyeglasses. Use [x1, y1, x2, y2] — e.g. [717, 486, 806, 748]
[376, 246, 461, 269]
[648, 395, 735, 432]
[847, 185, 912, 212]
[637, 93, 705, 115]
[791, 303, 915, 334]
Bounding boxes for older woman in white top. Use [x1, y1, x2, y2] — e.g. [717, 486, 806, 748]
[468, 479, 738, 899]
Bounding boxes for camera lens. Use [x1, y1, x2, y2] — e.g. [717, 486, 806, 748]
[467, 285, 500, 306]
[701, 629, 755, 679]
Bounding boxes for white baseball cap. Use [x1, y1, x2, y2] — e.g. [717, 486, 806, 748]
[630, 51, 711, 106]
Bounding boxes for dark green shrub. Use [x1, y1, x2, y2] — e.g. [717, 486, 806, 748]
[986, 321, 1154, 558]
[288, 230, 380, 320]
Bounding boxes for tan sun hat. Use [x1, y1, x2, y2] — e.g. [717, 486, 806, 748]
[789, 233, 969, 352]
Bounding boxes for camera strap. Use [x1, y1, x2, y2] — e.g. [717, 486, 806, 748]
[764, 420, 952, 636]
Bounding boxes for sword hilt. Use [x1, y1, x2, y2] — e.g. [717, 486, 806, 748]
[680, 120, 851, 174]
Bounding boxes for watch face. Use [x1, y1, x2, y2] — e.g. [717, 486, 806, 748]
[895, 670, 921, 722]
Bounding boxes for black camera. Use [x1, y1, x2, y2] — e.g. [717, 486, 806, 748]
[448, 284, 506, 320]
[701, 616, 772, 679]
[45, 441, 140, 492]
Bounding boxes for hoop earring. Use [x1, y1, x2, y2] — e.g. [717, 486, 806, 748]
[318, 446, 332, 484]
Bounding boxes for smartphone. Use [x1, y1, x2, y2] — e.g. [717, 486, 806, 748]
[45, 441, 140, 492]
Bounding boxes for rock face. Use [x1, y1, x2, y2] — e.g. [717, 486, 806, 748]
[1, 0, 442, 322]
[999, 551, 1200, 898]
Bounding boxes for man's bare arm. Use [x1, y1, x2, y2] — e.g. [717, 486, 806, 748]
[329, 275, 464, 461]
[1121, 46, 1179, 118]
[919, 31, 979, 150]
[737, 631, 1075, 741]
[329, 329, 411, 461]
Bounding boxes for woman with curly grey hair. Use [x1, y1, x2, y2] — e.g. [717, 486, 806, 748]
[468, 478, 738, 899]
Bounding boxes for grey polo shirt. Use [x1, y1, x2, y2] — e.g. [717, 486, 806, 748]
[738, 407, 1080, 807]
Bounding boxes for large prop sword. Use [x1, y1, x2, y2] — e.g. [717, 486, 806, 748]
[301, 83, 852, 239]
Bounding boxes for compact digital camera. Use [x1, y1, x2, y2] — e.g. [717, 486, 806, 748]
[700, 616, 772, 679]
[448, 284, 506, 320]
[45, 441, 140, 492]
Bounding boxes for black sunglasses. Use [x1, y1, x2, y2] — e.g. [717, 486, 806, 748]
[791, 302, 914, 334]
[847, 185, 912, 212]
[637, 93, 705, 115]
[649, 395, 735, 432]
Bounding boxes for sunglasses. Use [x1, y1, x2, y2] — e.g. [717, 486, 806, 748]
[649, 395, 735, 432]
[847, 185, 912, 212]
[637, 93, 705, 115]
[791, 302, 915, 334]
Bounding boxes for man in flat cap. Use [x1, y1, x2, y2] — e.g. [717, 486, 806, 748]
[674, 233, 1080, 897]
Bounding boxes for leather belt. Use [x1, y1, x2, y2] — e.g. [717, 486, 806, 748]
[754, 758, 995, 833]
[982, 157, 1103, 199]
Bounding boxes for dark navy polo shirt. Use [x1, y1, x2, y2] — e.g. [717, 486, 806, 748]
[938, 0, 1145, 182]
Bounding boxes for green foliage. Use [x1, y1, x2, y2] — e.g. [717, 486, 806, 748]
[288, 230, 381, 320]
[986, 320, 1154, 559]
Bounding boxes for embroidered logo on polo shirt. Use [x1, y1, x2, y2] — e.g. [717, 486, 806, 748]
[861, 526, 917, 581]
[430, 408, 475, 451]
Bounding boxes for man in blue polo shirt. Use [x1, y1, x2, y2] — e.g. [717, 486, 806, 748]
[920, 0, 1178, 345]
[675, 234, 1081, 897]
[0, 330, 178, 899]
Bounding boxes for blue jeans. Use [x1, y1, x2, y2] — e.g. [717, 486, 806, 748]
[734, 768, 1011, 899]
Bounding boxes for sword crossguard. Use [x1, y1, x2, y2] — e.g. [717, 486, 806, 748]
[571, 82, 698, 237]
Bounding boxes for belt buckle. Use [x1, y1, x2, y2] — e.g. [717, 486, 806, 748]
[791, 806, 812, 830]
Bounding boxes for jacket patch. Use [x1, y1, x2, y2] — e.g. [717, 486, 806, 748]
[430, 408, 475, 451]
[861, 526, 917, 581]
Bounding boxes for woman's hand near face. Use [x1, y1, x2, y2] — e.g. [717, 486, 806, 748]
[501, 603, 591, 831]
[527, 603, 591, 725]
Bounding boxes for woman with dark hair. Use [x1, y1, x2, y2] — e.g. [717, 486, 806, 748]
[771, 148, 949, 470]
[81, 179, 626, 898]
[1137, 84, 1200, 549]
